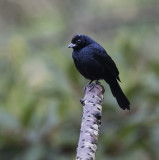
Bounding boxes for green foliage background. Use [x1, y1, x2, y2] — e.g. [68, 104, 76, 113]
[0, 0, 159, 159]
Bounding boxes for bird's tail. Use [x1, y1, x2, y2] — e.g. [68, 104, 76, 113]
[104, 78, 130, 110]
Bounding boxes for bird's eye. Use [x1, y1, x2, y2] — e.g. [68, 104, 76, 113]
[77, 39, 81, 44]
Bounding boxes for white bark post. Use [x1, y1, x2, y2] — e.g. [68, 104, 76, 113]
[76, 83, 105, 160]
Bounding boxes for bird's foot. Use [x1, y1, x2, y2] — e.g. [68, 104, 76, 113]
[84, 80, 101, 92]
[95, 80, 100, 85]
[88, 81, 101, 91]
[88, 83, 96, 91]
[83, 80, 94, 93]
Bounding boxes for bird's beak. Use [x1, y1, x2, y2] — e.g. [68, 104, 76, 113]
[68, 43, 76, 48]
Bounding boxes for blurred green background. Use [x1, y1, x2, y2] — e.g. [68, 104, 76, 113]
[0, 0, 159, 160]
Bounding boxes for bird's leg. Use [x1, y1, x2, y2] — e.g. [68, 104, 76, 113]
[89, 80, 94, 84]
[83, 80, 94, 93]
[88, 80, 100, 91]
[95, 80, 100, 84]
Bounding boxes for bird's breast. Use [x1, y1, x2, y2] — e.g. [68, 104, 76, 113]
[72, 49, 93, 63]
[72, 50, 104, 80]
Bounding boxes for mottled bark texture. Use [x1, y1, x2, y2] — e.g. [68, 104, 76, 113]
[76, 83, 105, 160]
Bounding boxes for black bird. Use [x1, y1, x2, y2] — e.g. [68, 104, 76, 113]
[68, 35, 130, 110]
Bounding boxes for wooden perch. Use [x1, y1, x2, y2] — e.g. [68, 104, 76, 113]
[76, 83, 105, 160]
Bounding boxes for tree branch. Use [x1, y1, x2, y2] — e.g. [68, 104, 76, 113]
[76, 83, 105, 160]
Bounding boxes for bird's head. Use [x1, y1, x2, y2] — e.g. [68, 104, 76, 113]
[68, 34, 95, 50]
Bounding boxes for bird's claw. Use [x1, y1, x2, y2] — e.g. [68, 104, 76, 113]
[88, 83, 96, 91]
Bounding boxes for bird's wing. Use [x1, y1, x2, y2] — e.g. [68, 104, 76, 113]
[92, 44, 120, 81]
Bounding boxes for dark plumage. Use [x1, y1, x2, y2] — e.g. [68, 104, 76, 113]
[68, 35, 130, 110]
